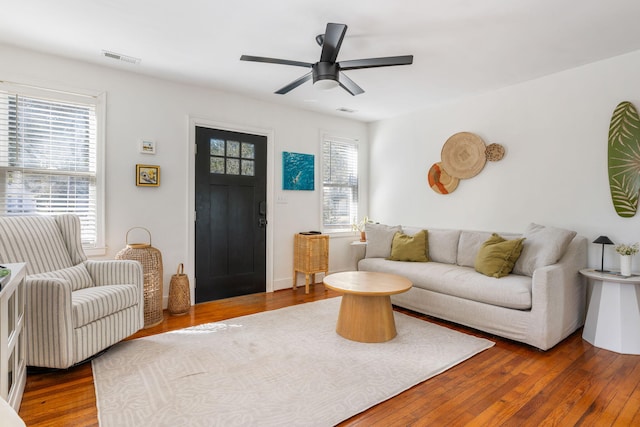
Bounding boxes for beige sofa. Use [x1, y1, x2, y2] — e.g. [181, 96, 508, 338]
[357, 223, 587, 350]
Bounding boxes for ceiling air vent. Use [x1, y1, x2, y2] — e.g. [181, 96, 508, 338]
[101, 50, 141, 65]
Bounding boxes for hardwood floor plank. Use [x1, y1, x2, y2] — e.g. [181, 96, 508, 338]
[18, 285, 640, 426]
[426, 356, 528, 425]
[589, 355, 640, 425]
[556, 349, 631, 426]
[615, 382, 640, 426]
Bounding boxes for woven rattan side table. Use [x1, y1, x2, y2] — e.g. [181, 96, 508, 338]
[293, 233, 329, 294]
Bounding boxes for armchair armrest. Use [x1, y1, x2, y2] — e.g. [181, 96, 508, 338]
[85, 260, 144, 327]
[24, 278, 74, 369]
[85, 259, 143, 287]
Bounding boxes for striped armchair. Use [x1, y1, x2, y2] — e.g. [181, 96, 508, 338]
[0, 215, 144, 369]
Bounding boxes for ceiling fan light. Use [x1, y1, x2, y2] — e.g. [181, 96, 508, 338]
[314, 78, 339, 90]
[312, 62, 340, 90]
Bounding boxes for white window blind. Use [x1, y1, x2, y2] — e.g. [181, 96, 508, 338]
[322, 137, 358, 232]
[0, 83, 101, 247]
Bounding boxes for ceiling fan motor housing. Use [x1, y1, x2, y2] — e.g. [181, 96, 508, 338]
[313, 62, 339, 83]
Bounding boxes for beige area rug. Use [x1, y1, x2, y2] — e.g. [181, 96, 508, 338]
[93, 298, 494, 427]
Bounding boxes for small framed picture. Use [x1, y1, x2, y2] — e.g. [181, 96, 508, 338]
[136, 164, 160, 187]
[139, 139, 156, 154]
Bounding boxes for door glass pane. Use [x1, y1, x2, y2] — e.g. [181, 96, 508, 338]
[227, 141, 240, 158]
[210, 157, 225, 174]
[241, 143, 255, 159]
[227, 158, 240, 175]
[208, 139, 255, 176]
[241, 160, 255, 176]
[210, 139, 225, 156]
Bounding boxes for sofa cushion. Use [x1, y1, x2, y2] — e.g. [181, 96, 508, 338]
[400, 226, 422, 237]
[513, 223, 577, 276]
[29, 263, 94, 291]
[475, 233, 525, 278]
[365, 223, 401, 258]
[388, 230, 429, 262]
[72, 284, 140, 328]
[359, 258, 532, 310]
[457, 231, 493, 267]
[428, 229, 461, 264]
[403, 227, 461, 264]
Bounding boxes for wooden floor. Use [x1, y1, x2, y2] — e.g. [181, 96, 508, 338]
[18, 284, 640, 426]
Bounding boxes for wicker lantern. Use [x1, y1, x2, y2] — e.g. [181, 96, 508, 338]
[168, 263, 191, 315]
[115, 227, 163, 328]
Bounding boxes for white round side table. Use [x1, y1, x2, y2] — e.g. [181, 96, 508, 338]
[580, 268, 640, 354]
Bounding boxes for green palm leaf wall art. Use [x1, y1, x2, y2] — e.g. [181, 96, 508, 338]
[608, 101, 640, 217]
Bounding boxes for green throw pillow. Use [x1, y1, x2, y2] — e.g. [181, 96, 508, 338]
[388, 230, 429, 262]
[475, 233, 525, 278]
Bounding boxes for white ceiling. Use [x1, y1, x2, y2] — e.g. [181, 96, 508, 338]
[2, 0, 640, 122]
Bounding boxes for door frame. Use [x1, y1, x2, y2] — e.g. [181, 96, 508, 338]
[187, 116, 275, 300]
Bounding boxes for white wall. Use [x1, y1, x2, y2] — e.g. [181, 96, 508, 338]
[368, 49, 640, 271]
[0, 43, 368, 301]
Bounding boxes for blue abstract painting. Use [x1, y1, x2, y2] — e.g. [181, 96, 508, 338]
[282, 152, 314, 191]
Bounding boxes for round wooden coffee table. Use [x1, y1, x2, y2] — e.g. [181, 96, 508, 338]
[323, 271, 412, 343]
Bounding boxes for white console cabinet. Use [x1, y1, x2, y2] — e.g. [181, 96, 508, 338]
[0, 263, 26, 411]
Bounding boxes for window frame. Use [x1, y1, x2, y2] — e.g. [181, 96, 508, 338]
[0, 81, 106, 256]
[320, 134, 360, 235]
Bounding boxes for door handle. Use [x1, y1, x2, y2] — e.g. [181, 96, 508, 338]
[259, 218, 268, 228]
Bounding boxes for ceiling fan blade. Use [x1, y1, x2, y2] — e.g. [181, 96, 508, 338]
[339, 55, 414, 70]
[275, 72, 313, 94]
[320, 23, 347, 63]
[240, 55, 312, 68]
[338, 72, 364, 96]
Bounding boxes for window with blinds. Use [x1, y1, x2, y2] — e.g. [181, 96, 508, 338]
[0, 83, 103, 248]
[322, 137, 358, 233]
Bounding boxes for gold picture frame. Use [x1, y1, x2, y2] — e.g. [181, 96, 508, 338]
[136, 164, 160, 187]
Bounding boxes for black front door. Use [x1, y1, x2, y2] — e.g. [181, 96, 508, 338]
[195, 126, 267, 302]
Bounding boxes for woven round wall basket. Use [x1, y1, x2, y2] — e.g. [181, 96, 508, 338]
[485, 143, 505, 161]
[168, 263, 191, 316]
[115, 227, 164, 328]
[441, 132, 487, 179]
[428, 162, 459, 194]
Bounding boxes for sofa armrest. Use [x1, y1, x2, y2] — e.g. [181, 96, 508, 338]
[529, 236, 588, 350]
[24, 278, 74, 369]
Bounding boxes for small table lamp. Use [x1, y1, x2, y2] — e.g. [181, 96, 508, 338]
[593, 236, 614, 272]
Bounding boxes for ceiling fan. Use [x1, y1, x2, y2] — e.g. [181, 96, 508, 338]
[240, 23, 413, 96]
